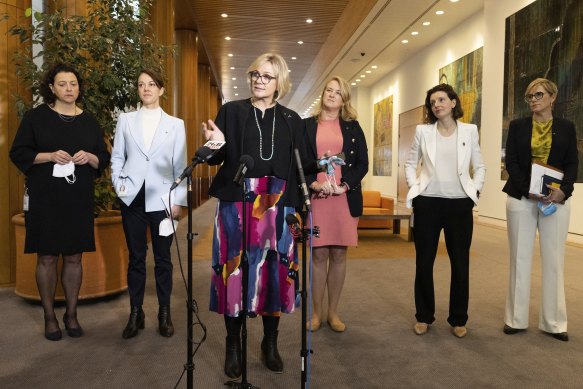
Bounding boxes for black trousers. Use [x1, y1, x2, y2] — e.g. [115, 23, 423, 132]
[120, 184, 173, 307]
[412, 196, 474, 327]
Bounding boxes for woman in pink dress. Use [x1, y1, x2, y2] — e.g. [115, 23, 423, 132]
[303, 76, 368, 332]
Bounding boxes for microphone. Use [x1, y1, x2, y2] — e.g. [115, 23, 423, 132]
[233, 154, 255, 186]
[294, 148, 312, 212]
[170, 140, 226, 190]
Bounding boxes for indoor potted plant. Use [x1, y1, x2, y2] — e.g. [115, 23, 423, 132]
[7, 0, 172, 299]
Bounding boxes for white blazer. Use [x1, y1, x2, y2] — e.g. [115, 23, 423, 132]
[404, 121, 486, 209]
[111, 109, 188, 212]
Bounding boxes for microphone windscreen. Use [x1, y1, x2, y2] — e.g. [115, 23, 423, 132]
[239, 154, 255, 170]
[285, 213, 300, 226]
[194, 146, 214, 160]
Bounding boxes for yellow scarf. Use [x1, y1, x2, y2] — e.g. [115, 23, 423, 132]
[531, 118, 553, 164]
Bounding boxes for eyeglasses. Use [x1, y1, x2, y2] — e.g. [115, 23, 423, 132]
[524, 91, 545, 102]
[249, 71, 276, 84]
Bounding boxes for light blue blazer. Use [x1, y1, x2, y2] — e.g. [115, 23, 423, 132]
[111, 109, 188, 212]
[404, 121, 486, 208]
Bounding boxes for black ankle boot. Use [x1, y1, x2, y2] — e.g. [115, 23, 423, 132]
[122, 306, 145, 339]
[224, 335, 242, 378]
[261, 330, 283, 373]
[158, 305, 174, 337]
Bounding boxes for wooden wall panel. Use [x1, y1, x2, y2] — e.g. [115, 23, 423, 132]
[0, 0, 31, 285]
[150, 0, 175, 115]
[196, 64, 211, 178]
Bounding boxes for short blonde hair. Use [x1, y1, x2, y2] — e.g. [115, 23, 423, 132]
[247, 53, 291, 101]
[525, 78, 558, 97]
[312, 76, 358, 121]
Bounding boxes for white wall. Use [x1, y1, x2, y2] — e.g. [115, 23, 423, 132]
[355, 0, 583, 240]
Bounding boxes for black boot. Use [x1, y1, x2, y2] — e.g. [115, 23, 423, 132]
[122, 306, 145, 339]
[158, 305, 174, 337]
[261, 330, 283, 373]
[224, 335, 242, 378]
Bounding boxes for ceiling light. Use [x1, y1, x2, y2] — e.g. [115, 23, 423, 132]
[436, 10, 444, 15]
[351, 82, 356, 86]
[291, 57, 297, 60]
[366, 70, 371, 73]
[411, 31, 419, 36]
[298, 41, 304, 44]
[233, 86, 237, 89]
[423, 21, 430, 26]
[450, 0, 459, 2]
[228, 53, 233, 57]
[221, 13, 228, 18]
[401, 39, 409, 43]
[225, 36, 231, 40]
[230, 67, 235, 70]
[232, 77, 236, 80]
[371, 65, 378, 69]
[306, 18, 312, 23]
[360, 75, 366, 78]
[235, 93, 238, 96]
[356, 79, 361, 82]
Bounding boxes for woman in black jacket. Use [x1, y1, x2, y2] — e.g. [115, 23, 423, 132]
[503, 78, 578, 342]
[202, 53, 305, 377]
[303, 76, 368, 332]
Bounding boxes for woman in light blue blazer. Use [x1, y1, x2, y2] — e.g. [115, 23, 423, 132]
[111, 69, 188, 339]
[405, 83, 486, 338]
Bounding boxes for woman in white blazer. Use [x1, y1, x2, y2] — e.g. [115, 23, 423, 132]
[405, 84, 486, 338]
[111, 69, 187, 339]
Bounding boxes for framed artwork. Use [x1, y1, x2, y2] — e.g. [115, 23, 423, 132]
[373, 95, 393, 176]
[439, 47, 483, 133]
[501, 0, 583, 181]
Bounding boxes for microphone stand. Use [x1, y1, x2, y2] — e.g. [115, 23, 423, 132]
[297, 207, 319, 389]
[226, 178, 257, 389]
[185, 174, 195, 389]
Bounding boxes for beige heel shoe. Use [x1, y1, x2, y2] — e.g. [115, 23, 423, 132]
[453, 326, 467, 338]
[413, 322, 429, 335]
[306, 316, 321, 332]
[327, 318, 346, 332]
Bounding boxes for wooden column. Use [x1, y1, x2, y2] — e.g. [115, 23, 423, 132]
[0, 0, 32, 285]
[149, 0, 175, 114]
[197, 64, 211, 177]
[174, 29, 198, 162]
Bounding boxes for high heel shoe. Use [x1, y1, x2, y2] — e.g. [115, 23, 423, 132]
[44, 316, 62, 341]
[306, 316, 321, 332]
[63, 313, 84, 338]
[327, 318, 346, 332]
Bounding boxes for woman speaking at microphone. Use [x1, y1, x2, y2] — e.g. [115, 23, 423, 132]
[111, 69, 188, 340]
[202, 53, 307, 378]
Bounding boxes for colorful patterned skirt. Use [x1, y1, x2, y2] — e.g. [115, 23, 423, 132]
[209, 176, 298, 317]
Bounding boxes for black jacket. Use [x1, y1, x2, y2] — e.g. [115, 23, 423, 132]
[503, 116, 578, 200]
[208, 98, 309, 207]
[303, 116, 369, 217]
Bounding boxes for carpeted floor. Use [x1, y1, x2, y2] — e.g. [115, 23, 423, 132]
[1, 198, 583, 388]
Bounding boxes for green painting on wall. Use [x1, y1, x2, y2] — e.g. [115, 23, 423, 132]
[501, 0, 583, 181]
[373, 95, 393, 176]
[439, 47, 483, 133]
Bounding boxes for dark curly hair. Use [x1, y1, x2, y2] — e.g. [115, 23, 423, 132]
[424, 83, 464, 123]
[39, 63, 84, 105]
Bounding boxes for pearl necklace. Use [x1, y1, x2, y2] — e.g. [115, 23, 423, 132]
[253, 104, 276, 161]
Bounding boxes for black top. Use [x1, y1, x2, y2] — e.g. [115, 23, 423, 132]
[503, 116, 578, 200]
[303, 116, 369, 217]
[208, 98, 313, 207]
[10, 104, 110, 254]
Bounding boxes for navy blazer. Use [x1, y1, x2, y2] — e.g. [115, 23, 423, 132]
[304, 116, 369, 217]
[503, 116, 578, 200]
[207, 98, 308, 207]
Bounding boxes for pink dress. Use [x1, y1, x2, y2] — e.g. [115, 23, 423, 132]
[311, 119, 359, 247]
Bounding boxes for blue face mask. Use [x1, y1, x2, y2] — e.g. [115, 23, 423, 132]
[538, 201, 557, 216]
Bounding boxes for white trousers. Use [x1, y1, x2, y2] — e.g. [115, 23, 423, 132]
[504, 196, 570, 333]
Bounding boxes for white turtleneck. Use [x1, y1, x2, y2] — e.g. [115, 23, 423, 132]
[141, 106, 162, 151]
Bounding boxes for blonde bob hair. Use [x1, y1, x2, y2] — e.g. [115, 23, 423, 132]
[525, 77, 558, 98]
[312, 76, 358, 121]
[247, 53, 291, 102]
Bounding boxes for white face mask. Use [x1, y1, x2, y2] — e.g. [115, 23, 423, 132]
[52, 161, 76, 184]
[159, 217, 178, 237]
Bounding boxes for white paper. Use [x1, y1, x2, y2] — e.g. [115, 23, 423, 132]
[529, 163, 563, 195]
